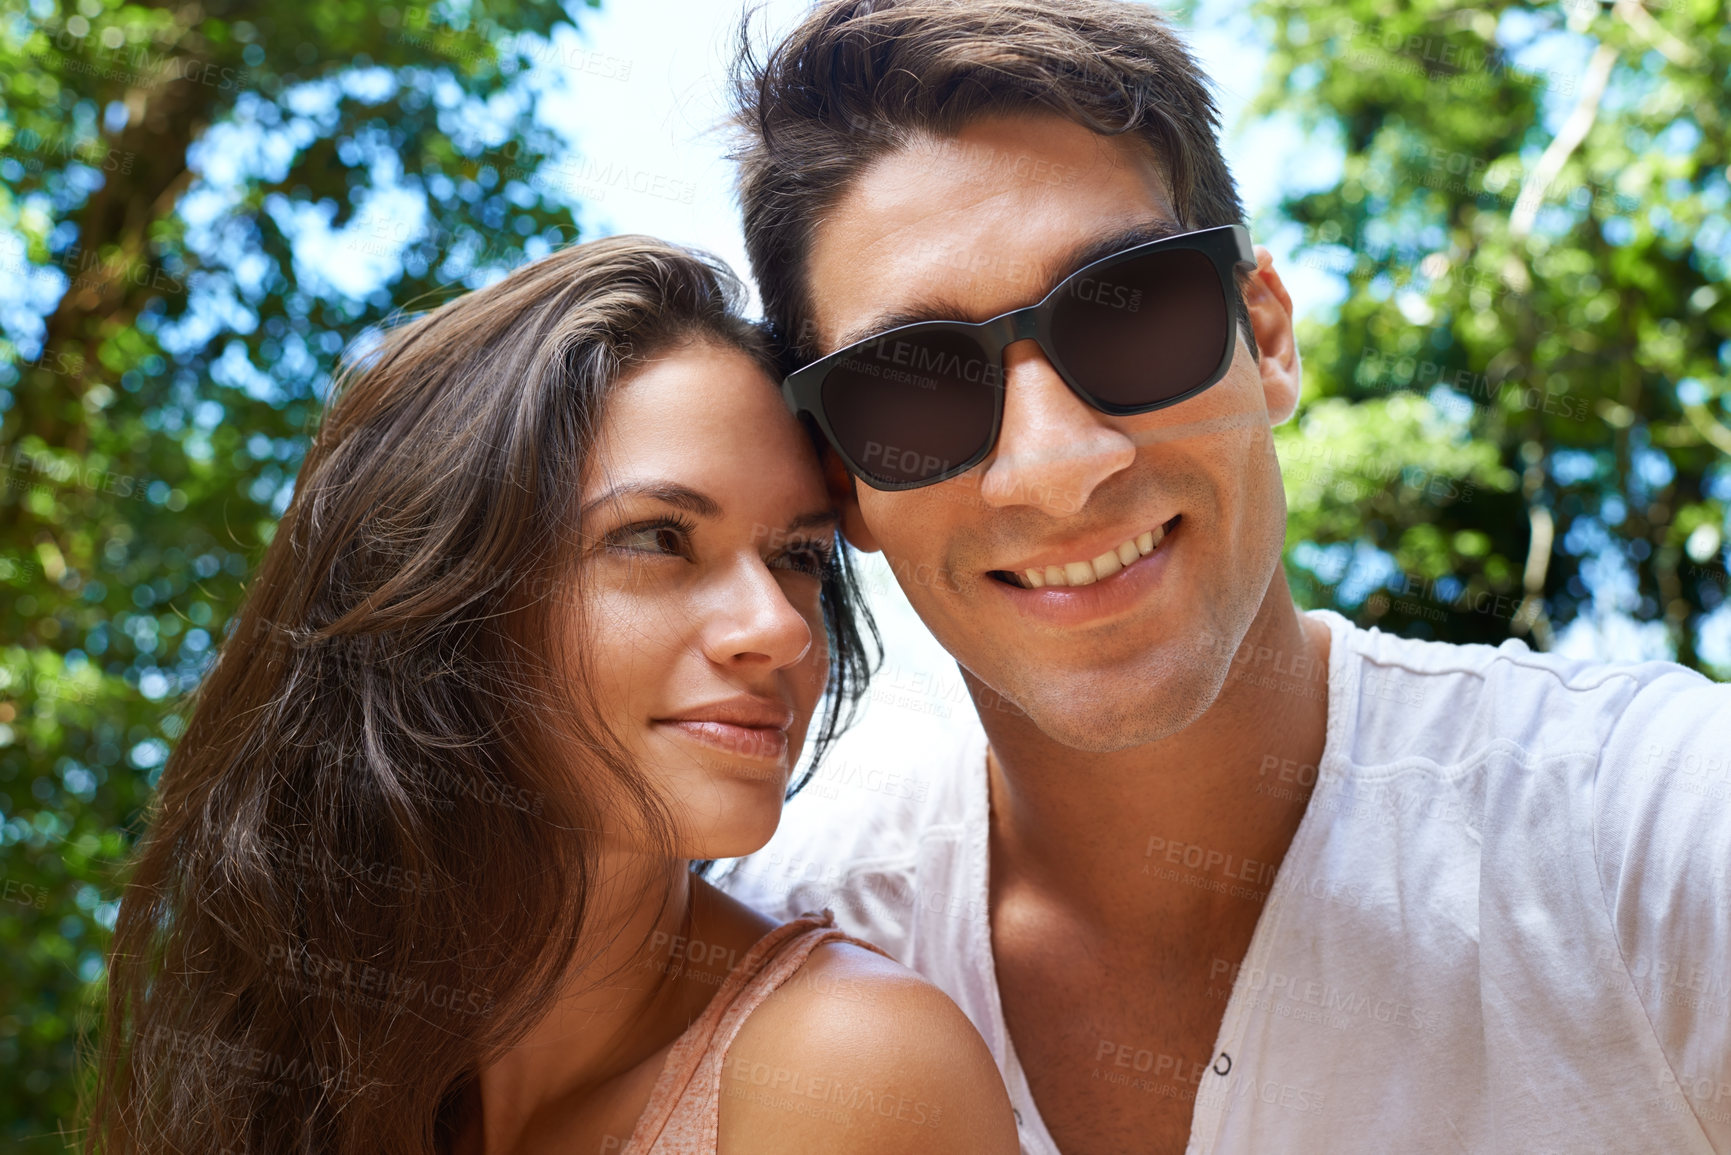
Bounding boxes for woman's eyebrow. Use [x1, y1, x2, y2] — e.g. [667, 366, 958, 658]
[580, 481, 722, 521]
[784, 509, 840, 534]
[580, 487, 836, 537]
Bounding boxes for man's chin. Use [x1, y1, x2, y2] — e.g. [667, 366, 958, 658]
[984, 660, 1229, 754]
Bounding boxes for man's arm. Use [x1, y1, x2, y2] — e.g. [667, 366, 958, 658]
[1595, 670, 1731, 1149]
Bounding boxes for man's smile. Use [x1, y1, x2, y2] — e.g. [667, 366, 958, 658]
[994, 514, 1182, 589]
[980, 515, 1185, 627]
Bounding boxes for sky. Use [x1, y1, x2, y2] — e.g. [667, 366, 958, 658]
[534, 0, 1346, 316]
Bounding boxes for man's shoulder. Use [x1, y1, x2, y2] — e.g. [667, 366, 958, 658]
[1314, 608, 1729, 770]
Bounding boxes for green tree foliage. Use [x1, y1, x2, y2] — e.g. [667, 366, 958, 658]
[0, 1, 593, 1146]
[1254, 0, 1730, 668]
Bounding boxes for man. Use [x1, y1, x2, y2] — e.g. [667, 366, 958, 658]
[713, 2, 1731, 1152]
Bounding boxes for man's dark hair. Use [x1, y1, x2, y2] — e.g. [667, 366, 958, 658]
[731, 0, 1252, 368]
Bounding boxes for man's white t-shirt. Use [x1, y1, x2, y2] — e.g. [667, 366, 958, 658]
[713, 609, 1731, 1154]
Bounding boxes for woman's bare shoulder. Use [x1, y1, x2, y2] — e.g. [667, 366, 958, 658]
[717, 939, 1020, 1155]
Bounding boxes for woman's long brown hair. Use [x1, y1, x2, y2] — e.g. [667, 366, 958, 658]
[84, 236, 877, 1155]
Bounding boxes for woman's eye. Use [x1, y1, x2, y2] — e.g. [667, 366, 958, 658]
[774, 546, 834, 578]
[610, 524, 687, 557]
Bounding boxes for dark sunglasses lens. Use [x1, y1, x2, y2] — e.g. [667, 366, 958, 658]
[1049, 248, 1229, 409]
[819, 331, 999, 486]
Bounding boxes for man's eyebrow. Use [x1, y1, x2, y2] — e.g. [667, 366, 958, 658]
[830, 293, 979, 353]
[581, 481, 722, 522]
[826, 218, 1186, 353]
[1055, 219, 1186, 284]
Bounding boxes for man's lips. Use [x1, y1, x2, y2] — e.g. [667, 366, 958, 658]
[990, 515, 1182, 589]
[652, 698, 795, 762]
[983, 515, 1183, 626]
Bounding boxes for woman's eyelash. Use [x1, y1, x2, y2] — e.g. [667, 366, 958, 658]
[775, 541, 837, 577]
[600, 517, 835, 575]
[604, 515, 697, 556]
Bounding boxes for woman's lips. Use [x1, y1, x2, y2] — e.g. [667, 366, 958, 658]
[655, 720, 790, 761]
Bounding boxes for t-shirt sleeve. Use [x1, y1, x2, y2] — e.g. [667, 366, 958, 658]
[709, 783, 922, 963]
[1594, 668, 1731, 1149]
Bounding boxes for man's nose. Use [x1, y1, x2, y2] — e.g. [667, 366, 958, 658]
[976, 339, 1137, 515]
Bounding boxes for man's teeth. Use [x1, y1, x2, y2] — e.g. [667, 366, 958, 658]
[1021, 525, 1166, 589]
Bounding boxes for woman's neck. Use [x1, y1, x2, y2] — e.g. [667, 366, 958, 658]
[465, 853, 701, 1155]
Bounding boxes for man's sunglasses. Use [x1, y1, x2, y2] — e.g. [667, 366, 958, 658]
[782, 223, 1256, 491]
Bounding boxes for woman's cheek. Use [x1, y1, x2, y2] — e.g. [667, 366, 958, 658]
[797, 624, 830, 707]
[779, 571, 826, 620]
[576, 593, 683, 722]
[781, 579, 827, 668]
[592, 577, 691, 656]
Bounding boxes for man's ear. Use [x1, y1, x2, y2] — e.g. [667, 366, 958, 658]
[1244, 245, 1303, 425]
[823, 448, 881, 553]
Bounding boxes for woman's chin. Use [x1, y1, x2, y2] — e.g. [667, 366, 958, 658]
[682, 793, 789, 862]
[645, 735, 799, 860]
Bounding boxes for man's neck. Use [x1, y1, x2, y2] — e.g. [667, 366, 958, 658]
[973, 584, 1331, 931]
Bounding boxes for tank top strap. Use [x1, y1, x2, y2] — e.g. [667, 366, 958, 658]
[623, 909, 891, 1153]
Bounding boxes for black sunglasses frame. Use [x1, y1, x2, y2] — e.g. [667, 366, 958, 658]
[782, 223, 1258, 491]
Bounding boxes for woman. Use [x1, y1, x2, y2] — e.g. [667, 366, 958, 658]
[86, 237, 1019, 1155]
